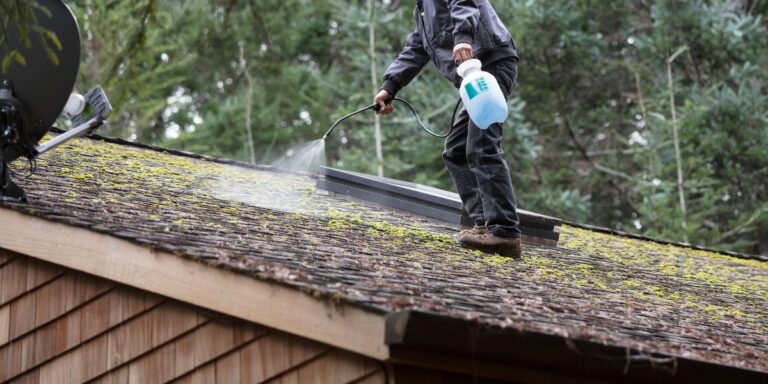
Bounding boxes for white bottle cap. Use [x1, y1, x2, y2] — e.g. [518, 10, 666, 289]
[64, 93, 86, 116]
[456, 58, 482, 78]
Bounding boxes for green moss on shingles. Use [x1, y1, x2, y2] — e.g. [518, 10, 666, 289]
[483, 255, 515, 267]
[54, 138, 336, 215]
[557, 225, 768, 323]
[221, 207, 240, 215]
[326, 219, 352, 231]
[322, 207, 456, 254]
[537, 267, 566, 280]
[559, 226, 768, 296]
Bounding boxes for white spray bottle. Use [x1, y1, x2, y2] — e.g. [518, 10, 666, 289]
[457, 59, 508, 129]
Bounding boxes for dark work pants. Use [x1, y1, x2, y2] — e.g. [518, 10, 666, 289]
[442, 58, 521, 238]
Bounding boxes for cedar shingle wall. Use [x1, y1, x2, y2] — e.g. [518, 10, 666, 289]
[0, 249, 385, 384]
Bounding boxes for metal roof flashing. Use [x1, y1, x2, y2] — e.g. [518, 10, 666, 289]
[316, 166, 561, 246]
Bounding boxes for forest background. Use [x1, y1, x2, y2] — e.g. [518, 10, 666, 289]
[4, 0, 767, 255]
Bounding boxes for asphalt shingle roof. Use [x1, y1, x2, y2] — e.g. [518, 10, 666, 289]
[3, 136, 767, 373]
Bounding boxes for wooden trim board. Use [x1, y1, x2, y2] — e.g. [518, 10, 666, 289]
[0, 208, 389, 360]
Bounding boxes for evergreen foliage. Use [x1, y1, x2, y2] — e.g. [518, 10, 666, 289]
[4, 0, 767, 254]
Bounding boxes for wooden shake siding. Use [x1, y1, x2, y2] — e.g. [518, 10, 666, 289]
[0, 249, 386, 384]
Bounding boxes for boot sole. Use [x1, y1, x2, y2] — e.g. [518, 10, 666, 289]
[459, 241, 521, 259]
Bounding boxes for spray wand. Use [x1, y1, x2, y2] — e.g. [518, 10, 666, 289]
[322, 97, 462, 141]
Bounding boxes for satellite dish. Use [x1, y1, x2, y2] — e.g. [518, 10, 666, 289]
[0, 0, 111, 202]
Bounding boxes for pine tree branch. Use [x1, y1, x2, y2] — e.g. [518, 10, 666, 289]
[106, 0, 156, 83]
[542, 51, 642, 215]
[715, 208, 767, 243]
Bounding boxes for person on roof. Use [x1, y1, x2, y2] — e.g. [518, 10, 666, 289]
[374, 0, 522, 258]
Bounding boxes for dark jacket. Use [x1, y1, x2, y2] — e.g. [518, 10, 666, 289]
[382, 0, 518, 96]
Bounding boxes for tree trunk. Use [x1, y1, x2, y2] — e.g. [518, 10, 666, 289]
[368, 0, 384, 177]
[240, 46, 256, 165]
[667, 46, 689, 243]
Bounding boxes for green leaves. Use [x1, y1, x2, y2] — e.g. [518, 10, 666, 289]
[0, 1, 61, 73]
[1, 49, 25, 73]
[628, 1, 768, 252]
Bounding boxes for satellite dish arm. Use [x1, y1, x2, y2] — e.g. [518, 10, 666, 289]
[33, 117, 102, 156]
[33, 86, 112, 156]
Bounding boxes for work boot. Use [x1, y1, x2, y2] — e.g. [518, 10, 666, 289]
[457, 225, 489, 243]
[460, 232, 522, 258]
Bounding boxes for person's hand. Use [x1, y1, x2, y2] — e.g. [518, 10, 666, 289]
[374, 89, 393, 115]
[453, 43, 473, 64]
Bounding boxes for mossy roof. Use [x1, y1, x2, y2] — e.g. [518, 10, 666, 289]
[4, 135, 767, 373]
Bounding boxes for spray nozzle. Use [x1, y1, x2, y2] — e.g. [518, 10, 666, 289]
[322, 103, 381, 140]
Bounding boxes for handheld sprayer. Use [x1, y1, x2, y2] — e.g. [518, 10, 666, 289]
[457, 59, 508, 129]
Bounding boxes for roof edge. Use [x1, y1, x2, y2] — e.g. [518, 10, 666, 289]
[386, 310, 768, 383]
[564, 221, 767, 262]
[0, 207, 389, 360]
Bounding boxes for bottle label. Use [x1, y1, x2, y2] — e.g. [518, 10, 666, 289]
[465, 77, 489, 100]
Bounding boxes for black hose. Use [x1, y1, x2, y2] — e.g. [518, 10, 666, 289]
[1, 144, 37, 179]
[322, 97, 463, 140]
[322, 104, 378, 140]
